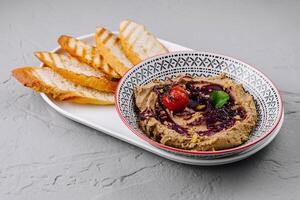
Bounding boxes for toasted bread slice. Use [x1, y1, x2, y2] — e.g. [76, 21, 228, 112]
[119, 20, 168, 65]
[35, 51, 118, 93]
[58, 35, 120, 79]
[95, 27, 133, 76]
[12, 67, 114, 105]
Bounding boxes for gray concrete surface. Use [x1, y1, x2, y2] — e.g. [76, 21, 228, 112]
[1, 0, 299, 199]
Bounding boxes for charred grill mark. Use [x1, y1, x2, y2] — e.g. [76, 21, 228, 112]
[114, 37, 120, 46]
[73, 39, 78, 56]
[96, 28, 106, 38]
[57, 54, 65, 67]
[48, 52, 56, 65]
[82, 47, 87, 59]
[99, 54, 104, 65]
[37, 52, 44, 61]
[58, 36, 68, 49]
[120, 20, 131, 32]
[106, 63, 116, 75]
[103, 33, 113, 44]
[131, 30, 142, 46]
[125, 24, 137, 40]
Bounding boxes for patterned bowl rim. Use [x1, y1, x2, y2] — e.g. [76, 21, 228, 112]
[115, 51, 283, 155]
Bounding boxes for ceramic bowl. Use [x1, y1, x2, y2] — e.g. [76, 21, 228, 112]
[115, 51, 283, 158]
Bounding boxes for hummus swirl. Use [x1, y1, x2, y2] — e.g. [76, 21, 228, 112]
[134, 74, 257, 151]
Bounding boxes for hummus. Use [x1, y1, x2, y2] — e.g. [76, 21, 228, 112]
[134, 74, 257, 151]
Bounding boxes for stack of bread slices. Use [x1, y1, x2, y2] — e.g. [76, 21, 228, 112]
[12, 20, 169, 105]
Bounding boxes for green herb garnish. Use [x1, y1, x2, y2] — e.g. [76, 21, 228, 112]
[210, 90, 229, 109]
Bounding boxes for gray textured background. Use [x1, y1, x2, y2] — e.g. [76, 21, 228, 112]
[1, 0, 299, 199]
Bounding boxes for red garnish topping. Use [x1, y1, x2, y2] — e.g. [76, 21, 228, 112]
[162, 85, 189, 112]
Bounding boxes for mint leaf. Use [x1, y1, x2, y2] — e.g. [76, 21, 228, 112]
[210, 90, 229, 109]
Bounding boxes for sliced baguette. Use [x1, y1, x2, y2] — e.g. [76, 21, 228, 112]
[34, 51, 118, 93]
[12, 67, 114, 105]
[119, 20, 168, 65]
[95, 27, 133, 76]
[58, 35, 121, 79]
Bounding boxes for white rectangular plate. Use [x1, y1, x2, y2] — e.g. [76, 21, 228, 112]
[40, 34, 281, 165]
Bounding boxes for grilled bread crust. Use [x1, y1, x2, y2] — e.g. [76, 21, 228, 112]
[95, 27, 133, 76]
[35, 51, 118, 92]
[119, 20, 168, 65]
[58, 35, 120, 78]
[12, 67, 114, 105]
